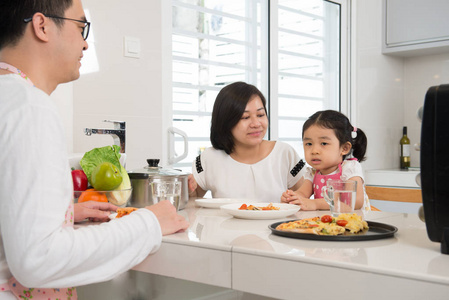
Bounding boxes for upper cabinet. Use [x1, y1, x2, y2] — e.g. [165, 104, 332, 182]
[382, 0, 449, 57]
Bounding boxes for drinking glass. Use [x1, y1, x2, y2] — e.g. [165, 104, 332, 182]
[150, 181, 182, 210]
[322, 180, 357, 216]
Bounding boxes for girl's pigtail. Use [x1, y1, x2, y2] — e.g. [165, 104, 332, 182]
[352, 127, 368, 162]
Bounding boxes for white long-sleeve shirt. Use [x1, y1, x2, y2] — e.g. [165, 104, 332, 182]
[0, 74, 162, 299]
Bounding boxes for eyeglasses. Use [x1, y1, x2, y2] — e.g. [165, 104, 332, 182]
[24, 15, 91, 41]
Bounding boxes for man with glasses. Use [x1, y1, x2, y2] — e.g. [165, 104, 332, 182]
[0, 0, 188, 299]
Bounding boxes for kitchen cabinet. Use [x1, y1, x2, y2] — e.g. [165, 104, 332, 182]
[365, 169, 422, 213]
[382, 0, 449, 56]
[77, 199, 449, 299]
[129, 200, 448, 299]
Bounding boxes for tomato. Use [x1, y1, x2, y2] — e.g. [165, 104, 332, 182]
[321, 215, 333, 223]
[239, 204, 248, 210]
[77, 188, 108, 203]
[90, 162, 122, 191]
[71, 169, 88, 191]
[336, 220, 348, 227]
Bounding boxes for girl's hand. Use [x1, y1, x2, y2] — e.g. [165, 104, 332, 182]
[281, 189, 299, 203]
[289, 198, 318, 211]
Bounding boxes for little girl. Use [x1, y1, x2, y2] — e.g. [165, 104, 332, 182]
[281, 110, 370, 212]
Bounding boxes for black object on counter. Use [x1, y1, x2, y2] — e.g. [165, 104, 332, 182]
[421, 84, 449, 254]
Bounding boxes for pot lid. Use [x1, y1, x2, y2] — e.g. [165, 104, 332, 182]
[128, 159, 189, 178]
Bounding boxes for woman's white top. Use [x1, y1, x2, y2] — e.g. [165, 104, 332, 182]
[192, 142, 306, 202]
[0, 74, 162, 294]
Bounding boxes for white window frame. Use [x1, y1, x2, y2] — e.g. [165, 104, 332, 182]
[269, 0, 351, 141]
[168, 0, 352, 168]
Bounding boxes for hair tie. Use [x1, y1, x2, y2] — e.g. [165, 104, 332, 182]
[351, 126, 357, 139]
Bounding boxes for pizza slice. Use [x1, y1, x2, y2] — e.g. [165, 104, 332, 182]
[276, 213, 368, 235]
[116, 207, 138, 218]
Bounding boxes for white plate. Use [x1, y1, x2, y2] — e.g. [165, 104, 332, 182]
[220, 203, 300, 220]
[109, 213, 117, 220]
[195, 198, 246, 209]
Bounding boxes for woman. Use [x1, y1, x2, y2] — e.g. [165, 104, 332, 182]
[188, 82, 306, 202]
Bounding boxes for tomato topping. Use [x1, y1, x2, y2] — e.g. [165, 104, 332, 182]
[321, 215, 333, 223]
[336, 220, 348, 227]
[239, 204, 248, 210]
[77, 188, 108, 203]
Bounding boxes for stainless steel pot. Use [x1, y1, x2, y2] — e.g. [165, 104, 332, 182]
[127, 159, 189, 210]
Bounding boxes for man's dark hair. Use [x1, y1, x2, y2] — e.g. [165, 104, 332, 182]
[0, 0, 73, 50]
[210, 81, 268, 154]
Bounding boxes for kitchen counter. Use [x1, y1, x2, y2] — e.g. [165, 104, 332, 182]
[131, 199, 449, 299]
[365, 168, 420, 188]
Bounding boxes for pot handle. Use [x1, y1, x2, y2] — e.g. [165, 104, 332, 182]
[168, 126, 188, 165]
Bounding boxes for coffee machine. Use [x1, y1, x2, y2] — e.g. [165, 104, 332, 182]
[420, 84, 449, 254]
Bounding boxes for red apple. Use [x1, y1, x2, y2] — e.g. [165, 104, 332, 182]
[71, 169, 88, 191]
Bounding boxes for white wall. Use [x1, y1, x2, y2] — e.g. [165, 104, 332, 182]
[70, 0, 172, 171]
[355, 0, 449, 171]
[52, 0, 449, 173]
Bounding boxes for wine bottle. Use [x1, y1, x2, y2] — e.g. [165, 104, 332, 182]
[400, 126, 411, 169]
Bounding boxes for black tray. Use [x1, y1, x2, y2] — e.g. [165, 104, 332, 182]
[269, 220, 398, 241]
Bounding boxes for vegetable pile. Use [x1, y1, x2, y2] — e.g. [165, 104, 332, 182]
[71, 145, 131, 206]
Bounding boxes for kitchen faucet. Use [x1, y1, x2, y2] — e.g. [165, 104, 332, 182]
[84, 120, 126, 153]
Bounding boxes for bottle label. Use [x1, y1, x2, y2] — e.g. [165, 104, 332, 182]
[401, 144, 411, 157]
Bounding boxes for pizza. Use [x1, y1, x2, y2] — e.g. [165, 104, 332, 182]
[239, 203, 280, 211]
[275, 213, 368, 235]
[116, 207, 138, 218]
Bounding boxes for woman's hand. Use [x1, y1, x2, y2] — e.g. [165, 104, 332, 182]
[74, 201, 118, 223]
[188, 174, 197, 193]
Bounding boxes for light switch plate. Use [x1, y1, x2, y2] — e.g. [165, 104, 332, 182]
[124, 36, 141, 58]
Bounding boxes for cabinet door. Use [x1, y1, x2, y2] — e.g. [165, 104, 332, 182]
[383, 0, 449, 56]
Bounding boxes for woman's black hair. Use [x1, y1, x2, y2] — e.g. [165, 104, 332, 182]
[302, 110, 368, 162]
[210, 82, 267, 154]
[0, 0, 73, 50]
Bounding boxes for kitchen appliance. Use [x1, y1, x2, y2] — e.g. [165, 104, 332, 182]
[127, 159, 189, 209]
[420, 83, 449, 254]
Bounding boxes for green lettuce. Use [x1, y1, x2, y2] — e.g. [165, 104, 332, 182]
[79, 145, 121, 183]
[80, 145, 131, 205]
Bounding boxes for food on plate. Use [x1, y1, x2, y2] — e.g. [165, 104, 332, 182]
[79, 145, 131, 206]
[239, 203, 280, 211]
[90, 162, 122, 191]
[275, 213, 368, 235]
[116, 207, 138, 218]
[71, 169, 88, 191]
[77, 189, 108, 203]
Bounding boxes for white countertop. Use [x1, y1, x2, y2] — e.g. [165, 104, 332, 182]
[129, 199, 449, 299]
[365, 168, 420, 188]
